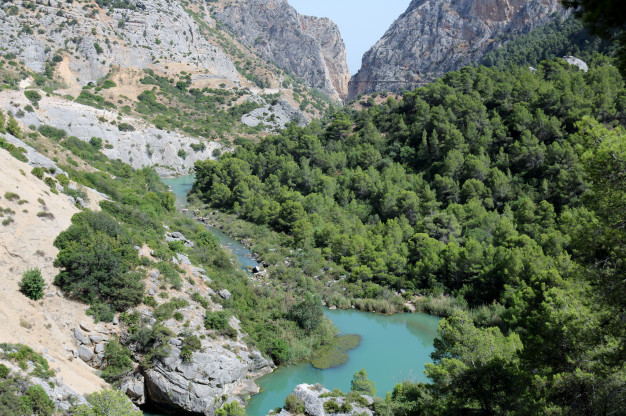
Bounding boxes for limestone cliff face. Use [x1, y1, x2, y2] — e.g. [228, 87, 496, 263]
[349, 0, 566, 98]
[0, 0, 239, 87]
[216, 0, 350, 100]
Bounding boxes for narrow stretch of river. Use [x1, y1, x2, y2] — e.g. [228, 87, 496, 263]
[158, 176, 441, 416]
[160, 175, 258, 271]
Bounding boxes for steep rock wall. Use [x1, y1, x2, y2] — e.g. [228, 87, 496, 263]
[349, 0, 566, 98]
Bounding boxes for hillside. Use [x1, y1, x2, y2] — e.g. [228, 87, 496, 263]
[0, 0, 349, 174]
[0, 147, 107, 396]
[349, 0, 566, 98]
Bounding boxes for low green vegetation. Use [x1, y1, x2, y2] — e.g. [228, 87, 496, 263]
[310, 334, 361, 369]
[73, 389, 142, 416]
[19, 268, 45, 301]
[0, 344, 54, 379]
[135, 68, 264, 137]
[0, 136, 28, 162]
[101, 339, 133, 384]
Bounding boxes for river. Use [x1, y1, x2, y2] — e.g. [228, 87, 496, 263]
[157, 176, 440, 416]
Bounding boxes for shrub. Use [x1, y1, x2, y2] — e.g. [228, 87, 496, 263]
[24, 90, 42, 104]
[180, 334, 201, 362]
[100, 80, 116, 89]
[20, 385, 54, 416]
[0, 364, 9, 378]
[37, 211, 55, 220]
[323, 399, 340, 413]
[350, 368, 376, 396]
[73, 389, 142, 416]
[117, 122, 135, 132]
[285, 394, 305, 414]
[6, 116, 21, 138]
[177, 149, 187, 159]
[204, 310, 229, 331]
[93, 42, 104, 54]
[56, 174, 69, 187]
[4, 192, 19, 201]
[101, 339, 133, 383]
[31, 167, 44, 180]
[38, 125, 67, 141]
[43, 177, 56, 189]
[143, 296, 158, 307]
[86, 302, 114, 323]
[190, 142, 206, 152]
[19, 268, 45, 301]
[168, 240, 185, 253]
[53, 211, 143, 311]
[89, 137, 102, 149]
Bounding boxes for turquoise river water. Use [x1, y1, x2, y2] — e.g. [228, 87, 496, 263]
[154, 176, 441, 416]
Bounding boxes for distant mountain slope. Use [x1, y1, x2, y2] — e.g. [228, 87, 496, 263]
[214, 0, 350, 100]
[349, 0, 566, 99]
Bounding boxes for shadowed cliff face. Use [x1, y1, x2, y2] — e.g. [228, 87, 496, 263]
[349, 0, 566, 99]
[216, 0, 350, 101]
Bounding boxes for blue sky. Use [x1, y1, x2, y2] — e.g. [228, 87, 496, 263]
[288, 0, 412, 74]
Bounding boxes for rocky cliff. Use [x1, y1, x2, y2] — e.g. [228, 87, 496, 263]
[215, 0, 350, 101]
[349, 0, 566, 98]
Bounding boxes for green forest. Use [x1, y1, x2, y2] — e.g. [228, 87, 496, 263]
[191, 55, 626, 414]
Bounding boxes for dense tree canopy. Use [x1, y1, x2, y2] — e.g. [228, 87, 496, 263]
[193, 55, 626, 414]
[193, 57, 626, 307]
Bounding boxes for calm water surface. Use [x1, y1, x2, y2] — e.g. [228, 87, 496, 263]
[246, 308, 439, 416]
[157, 176, 441, 416]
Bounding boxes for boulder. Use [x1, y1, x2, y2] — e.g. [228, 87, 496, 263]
[78, 346, 94, 362]
[292, 384, 329, 416]
[176, 253, 192, 265]
[121, 373, 146, 406]
[563, 56, 589, 72]
[143, 345, 269, 415]
[73, 329, 86, 343]
[219, 289, 231, 300]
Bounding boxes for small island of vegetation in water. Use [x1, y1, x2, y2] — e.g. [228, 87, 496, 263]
[311, 334, 362, 369]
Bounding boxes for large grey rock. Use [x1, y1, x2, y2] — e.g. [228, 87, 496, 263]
[73, 329, 86, 344]
[241, 99, 307, 130]
[293, 384, 330, 416]
[219, 289, 232, 300]
[121, 373, 146, 406]
[78, 346, 94, 362]
[289, 384, 374, 416]
[349, 0, 567, 98]
[216, 0, 349, 100]
[563, 56, 588, 72]
[143, 345, 272, 415]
